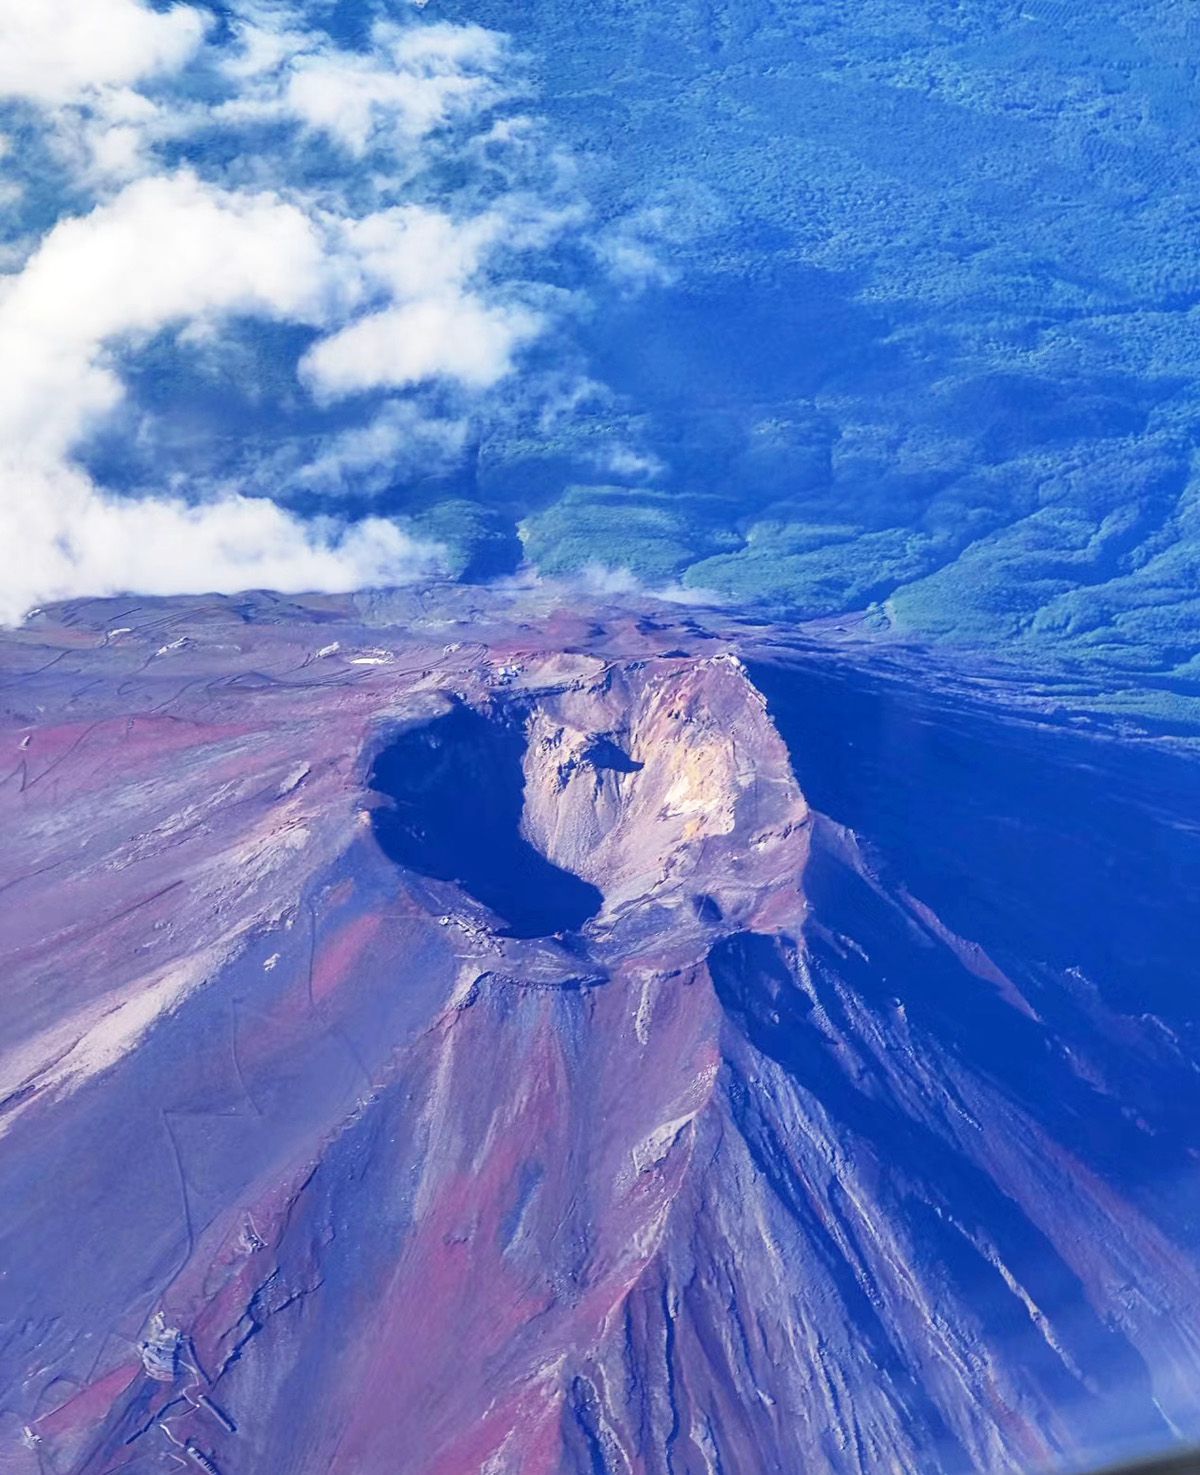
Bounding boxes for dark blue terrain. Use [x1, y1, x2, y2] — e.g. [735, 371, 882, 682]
[408, 0, 1200, 701]
[754, 646, 1200, 1223]
[452, 0, 1200, 695]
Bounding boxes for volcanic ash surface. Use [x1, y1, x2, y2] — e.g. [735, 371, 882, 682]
[1, 592, 1198, 1474]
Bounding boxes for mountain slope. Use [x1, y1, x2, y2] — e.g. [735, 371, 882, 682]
[1, 592, 1199, 1474]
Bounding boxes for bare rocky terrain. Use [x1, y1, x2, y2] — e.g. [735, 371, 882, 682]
[2, 588, 1200, 1474]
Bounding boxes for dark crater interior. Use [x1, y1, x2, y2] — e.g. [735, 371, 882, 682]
[368, 701, 603, 939]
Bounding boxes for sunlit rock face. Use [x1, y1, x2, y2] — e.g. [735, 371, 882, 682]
[2, 590, 1200, 1474]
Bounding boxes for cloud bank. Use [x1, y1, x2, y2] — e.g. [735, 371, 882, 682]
[0, 0, 570, 620]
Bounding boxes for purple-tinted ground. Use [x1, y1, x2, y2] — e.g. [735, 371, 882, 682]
[2, 587, 1200, 1475]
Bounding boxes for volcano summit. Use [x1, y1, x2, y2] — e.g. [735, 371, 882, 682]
[2, 590, 1200, 1474]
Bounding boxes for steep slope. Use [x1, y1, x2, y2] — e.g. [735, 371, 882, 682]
[1, 593, 1198, 1474]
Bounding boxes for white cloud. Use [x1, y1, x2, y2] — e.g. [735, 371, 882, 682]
[292, 401, 469, 496]
[0, 0, 207, 187]
[0, 172, 524, 614]
[0, 0, 205, 105]
[547, 562, 723, 609]
[300, 204, 540, 395]
[210, 15, 512, 159]
[600, 446, 667, 481]
[0, 1, 579, 619]
[593, 187, 724, 288]
[303, 294, 537, 394]
[0, 461, 439, 625]
[332, 205, 501, 301]
[0, 170, 446, 621]
[282, 23, 508, 154]
[0, 172, 333, 458]
[0, 173, 546, 443]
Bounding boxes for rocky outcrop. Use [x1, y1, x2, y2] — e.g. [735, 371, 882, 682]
[1, 592, 1199, 1475]
[520, 652, 808, 920]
